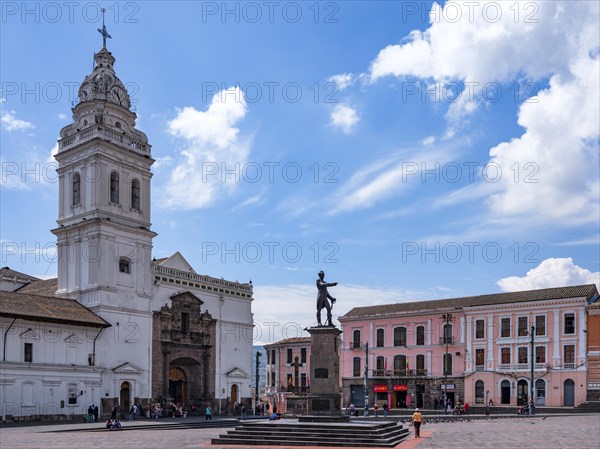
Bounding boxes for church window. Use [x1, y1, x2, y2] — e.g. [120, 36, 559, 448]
[24, 343, 33, 362]
[131, 179, 140, 210]
[119, 257, 130, 274]
[72, 173, 81, 206]
[68, 383, 78, 405]
[83, 119, 88, 126]
[110, 171, 119, 204]
[115, 121, 121, 128]
[181, 312, 189, 334]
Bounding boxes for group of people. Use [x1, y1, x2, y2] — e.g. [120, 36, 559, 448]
[84, 404, 99, 423]
[105, 418, 123, 430]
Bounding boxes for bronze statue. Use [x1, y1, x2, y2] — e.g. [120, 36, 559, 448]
[316, 271, 338, 326]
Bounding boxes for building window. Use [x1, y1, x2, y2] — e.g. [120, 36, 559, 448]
[564, 313, 575, 334]
[416, 354, 425, 375]
[535, 315, 546, 336]
[443, 353, 453, 375]
[352, 330, 361, 349]
[376, 356, 385, 373]
[442, 324, 453, 344]
[475, 380, 484, 404]
[266, 351, 270, 365]
[475, 348, 485, 370]
[518, 347, 528, 364]
[68, 383, 78, 405]
[286, 373, 293, 389]
[501, 318, 511, 338]
[286, 348, 292, 364]
[501, 347, 511, 365]
[131, 179, 140, 210]
[563, 345, 575, 368]
[88, 353, 95, 366]
[270, 371, 275, 387]
[376, 328, 385, 347]
[24, 343, 33, 363]
[301, 373, 307, 388]
[271, 349, 275, 365]
[535, 379, 546, 405]
[300, 348, 306, 364]
[119, 257, 130, 274]
[535, 346, 545, 364]
[475, 320, 485, 339]
[110, 171, 119, 204]
[518, 317, 528, 336]
[394, 355, 407, 375]
[353, 357, 361, 377]
[416, 326, 425, 345]
[393, 326, 407, 346]
[181, 312, 189, 334]
[72, 173, 81, 206]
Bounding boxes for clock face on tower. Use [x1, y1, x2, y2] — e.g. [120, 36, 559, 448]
[109, 85, 126, 106]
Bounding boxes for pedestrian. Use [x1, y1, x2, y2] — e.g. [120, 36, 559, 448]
[93, 404, 99, 422]
[383, 402, 389, 418]
[412, 407, 424, 438]
[111, 403, 118, 420]
[374, 402, 379, 417]
[241, 404, 247, 421]
[348, 402, 356, 416]
[205, 405, 212, 420]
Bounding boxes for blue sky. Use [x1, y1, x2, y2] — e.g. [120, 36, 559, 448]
[1, 1, 599, 341]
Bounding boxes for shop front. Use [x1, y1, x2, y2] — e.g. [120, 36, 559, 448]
[393, 384, 408, 408]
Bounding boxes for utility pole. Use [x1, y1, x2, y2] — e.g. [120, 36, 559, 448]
[442, 313, 453, 415]
[255, 351, 262, 414]
[364, 342, 369, 416]
[530, 325, 535, 415]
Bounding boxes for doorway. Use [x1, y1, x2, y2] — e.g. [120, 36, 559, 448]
[501, 380, 511, 404]
[169, 367, 187, 404]
[517, 380, 528, 406]
[119, 382, 131, 416]
[230, 384, 238, 408]
[350, 385, 365, 407]
[564, 379, 574, 406]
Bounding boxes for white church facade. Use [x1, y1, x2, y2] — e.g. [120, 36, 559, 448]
[0, 34, 253, 420]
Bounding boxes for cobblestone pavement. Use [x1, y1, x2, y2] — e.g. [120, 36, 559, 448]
[0, 415, 598, 449]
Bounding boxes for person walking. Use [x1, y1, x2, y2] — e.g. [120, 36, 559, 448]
[383, 402, 389, 418]
[205, 405, 212, 420]
[412, 407, 424, 438]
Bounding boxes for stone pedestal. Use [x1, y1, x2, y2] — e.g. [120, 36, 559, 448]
[301, 326, 348, 421]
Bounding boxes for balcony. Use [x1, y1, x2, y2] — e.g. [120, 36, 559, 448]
[349, 342, 362, 350]
[475, 365, 485, 371]
[439, 337, 455, 345]
[563, 363, 575, 369]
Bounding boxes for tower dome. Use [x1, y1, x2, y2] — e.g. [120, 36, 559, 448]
[78, 47, 131, 109]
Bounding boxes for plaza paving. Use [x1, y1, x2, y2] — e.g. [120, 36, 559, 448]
[0, 414, 598, 449]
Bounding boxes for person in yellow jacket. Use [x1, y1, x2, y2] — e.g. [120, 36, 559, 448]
[411, 408, 424, 438]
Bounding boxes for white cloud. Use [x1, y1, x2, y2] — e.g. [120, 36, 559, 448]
[1, 111, 34, 132]
[419, 135, 436, 146]
[369, 1, 599, 135]
[160, 87, 249, 209]
[328, 73, 355, 91]
[329, 104, 359, 134]
[497, 258, 600, 292]
[57, 113, 68, 120]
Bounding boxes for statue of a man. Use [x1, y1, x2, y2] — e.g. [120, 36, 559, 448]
[316, 271, 338, 326]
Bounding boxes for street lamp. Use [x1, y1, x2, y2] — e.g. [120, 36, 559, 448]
[364, 342, 369, 416]
[255, 351, 262, 414]
[442, 313, 453, 415]
[529, 325, 535, 415]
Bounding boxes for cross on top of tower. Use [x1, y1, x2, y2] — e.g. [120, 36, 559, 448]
[97, 8, 112, 48]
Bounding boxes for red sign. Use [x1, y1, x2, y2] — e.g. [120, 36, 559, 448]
[393, 384, 407, 392]
[373, 384, 388, 393]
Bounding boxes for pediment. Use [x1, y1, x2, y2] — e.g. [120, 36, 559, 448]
[226, 367, 249, 379]
[156, 251, 196, 273]
[170, 291, 203, 305]
[20, 329, 40, 341]
[113, 362, 143, 374]
[64, 333, 83, 344]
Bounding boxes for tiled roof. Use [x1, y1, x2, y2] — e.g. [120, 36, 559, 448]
[18, 278, 60, 296]
[340, 284, 599, 319]
[0, 266, 40, 282]
[264, 336, 311, 348]
[0, 291, 110, 328]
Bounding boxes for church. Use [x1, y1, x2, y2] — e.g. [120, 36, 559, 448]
[0, 28, 254, 421]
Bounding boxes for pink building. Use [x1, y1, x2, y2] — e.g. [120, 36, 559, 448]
[339, 284, 598, 410]
[264, 336, 311, 413]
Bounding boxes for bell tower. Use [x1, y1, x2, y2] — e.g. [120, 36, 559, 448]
[52, 18, 155, 401]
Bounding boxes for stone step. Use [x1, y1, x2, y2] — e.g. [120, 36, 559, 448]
[223, 427, 407, 440]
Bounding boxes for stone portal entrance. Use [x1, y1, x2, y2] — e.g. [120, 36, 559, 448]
[120, 382, 131, 415]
